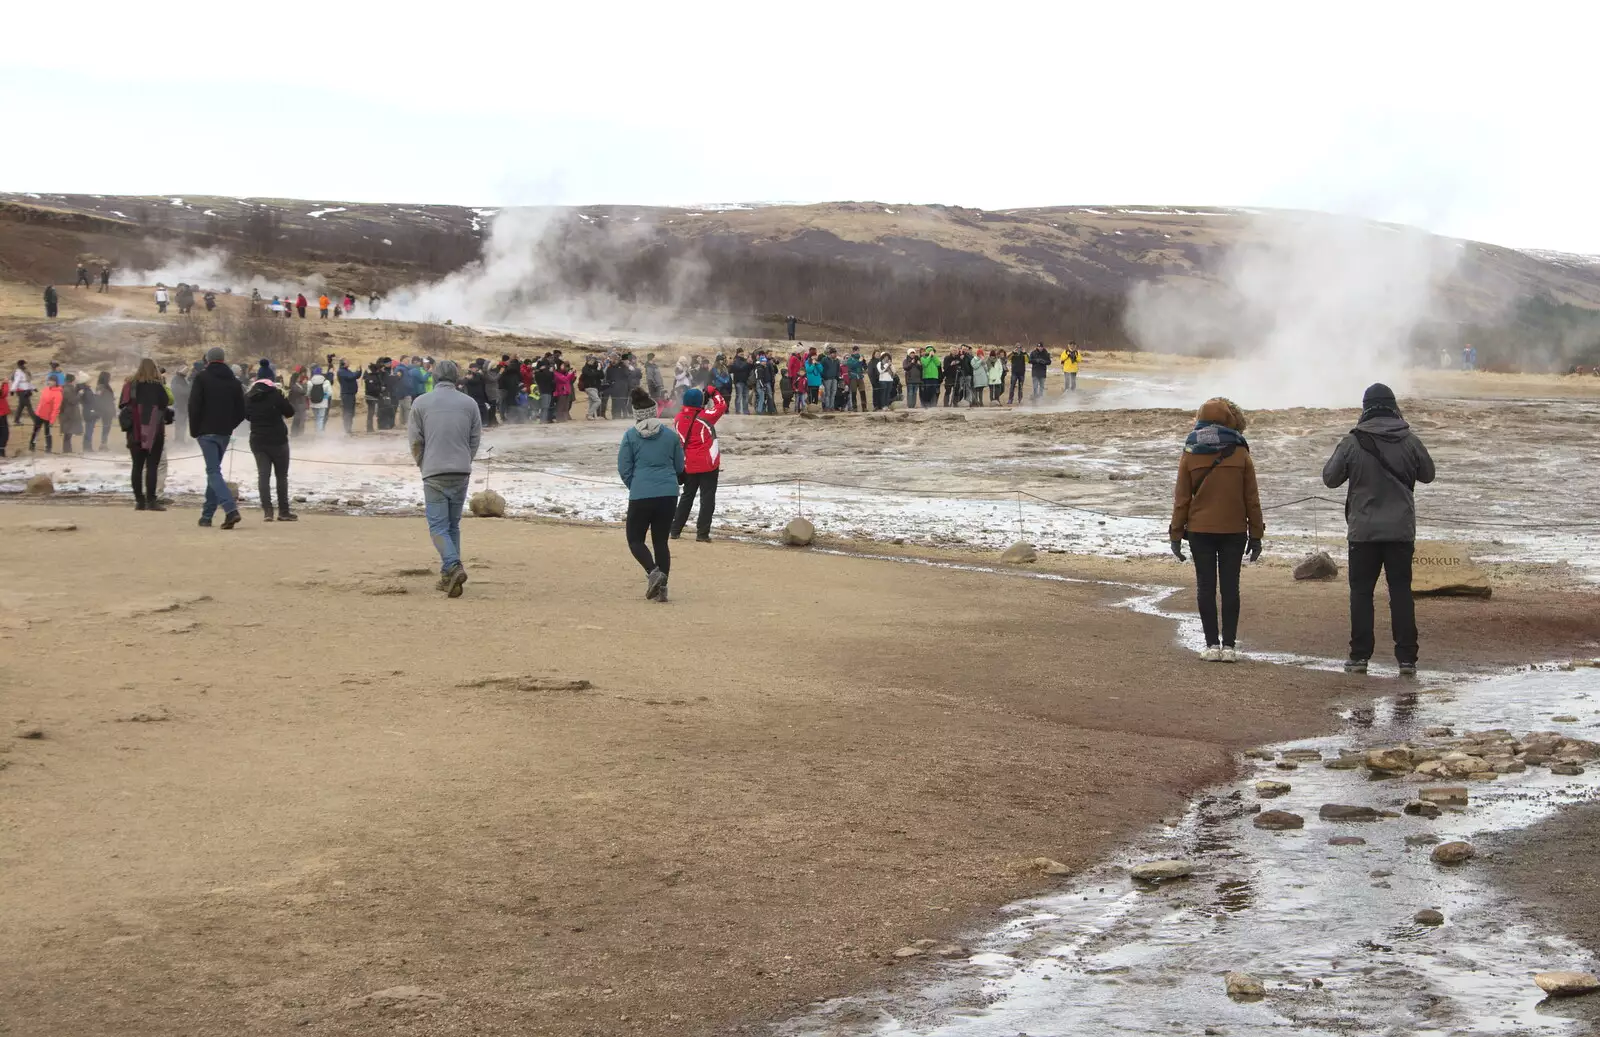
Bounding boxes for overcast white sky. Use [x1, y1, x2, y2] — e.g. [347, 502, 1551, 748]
[7, 1, 1598, 251]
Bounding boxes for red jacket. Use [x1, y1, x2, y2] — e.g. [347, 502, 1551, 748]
[675, 389, 726, 473]
[786, 354, 805, 385]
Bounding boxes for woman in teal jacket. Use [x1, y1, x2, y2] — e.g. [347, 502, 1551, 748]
[617, 388, 686, 602]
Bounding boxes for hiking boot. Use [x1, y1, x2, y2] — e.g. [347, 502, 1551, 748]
[445, 564, 468, 599]
[436, 570, 452, 592]
[277, 510, 298, 522]
[1398, 663, 1418, 677]
[134, 499, 147, 511]
[197, 517, 213, 528]
[263, 510, 275, 522]
[1344, 658, 1369, 675]
[1220, 647, 1240, 663]
[695, 534, 712, 543]
[646, 568, 667, 601]
[656, 580, 669, 603]
[669, 532, 682, 541]
[220, 511, 242, 530]
[146, 502, 167, 512]
[1201, 646, 1223, 662]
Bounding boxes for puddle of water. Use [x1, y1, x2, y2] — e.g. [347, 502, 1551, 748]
[775, 666, 1600, 1037]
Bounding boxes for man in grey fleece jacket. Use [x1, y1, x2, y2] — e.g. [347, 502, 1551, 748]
[1322, 382, 1436, 675]
[408, 359, 482, 597]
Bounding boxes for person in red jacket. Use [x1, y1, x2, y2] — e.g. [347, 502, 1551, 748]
[671, 385, 725, 542]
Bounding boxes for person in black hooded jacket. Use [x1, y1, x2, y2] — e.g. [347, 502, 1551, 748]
[245, 376, 298, 521]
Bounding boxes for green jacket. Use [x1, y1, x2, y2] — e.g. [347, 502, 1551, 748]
[920, 354, 942, 380]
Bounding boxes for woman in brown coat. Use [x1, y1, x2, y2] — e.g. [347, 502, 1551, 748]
[1169, 397, 1265, 662]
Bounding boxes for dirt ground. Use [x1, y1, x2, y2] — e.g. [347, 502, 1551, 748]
[5, 502, 1600, 1037]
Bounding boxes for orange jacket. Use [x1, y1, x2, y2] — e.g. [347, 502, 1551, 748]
[35, 383, 63, 424]
[318, 295, 330, 309]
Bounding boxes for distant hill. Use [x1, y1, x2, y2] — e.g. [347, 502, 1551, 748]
[5, 192, 1600, 360]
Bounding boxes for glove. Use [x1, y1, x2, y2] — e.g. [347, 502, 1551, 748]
[1170, 539, 1186, 562]
[1248, 538, 1263, 563]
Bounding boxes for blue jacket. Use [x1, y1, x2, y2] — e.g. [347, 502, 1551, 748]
[618, 418, 685, 500]
[406, 365, 428, 398]
[336, 366, 361, 398]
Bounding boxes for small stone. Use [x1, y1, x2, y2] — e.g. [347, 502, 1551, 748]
[1009, 857, 1072, 876]
[930, 944, 968, 959]
[1424, 726, 1454, 738]
[1324, 754, 1364, 770]
[1292, 550, 1338, 581]
[24, 473, 55, 495]
[1319, 804, 1382, 821]
[1432, 841, 1476, 865]
[1534, 971, 1600, 997]
[781, 517, 816, 546]
[1282, 748, 1323, 761]
[1243, 748, 1276, 760]
[1404, 801, 1443, 819]
[1255, 780, 1291, 798]
[1224, 971, 1266, 1000]
[1253, 810, 1304, 831]
[1000, 541, 1037, 564]
[1328, 836, 1367, 846]
[1365, 747, 1414, 773]
[1130, 859, 1195, 882]
[343, 497, 366, 507]
[1552, 715, 1579, 724]
[1551, 764, 1586, 776]
[1406, 834, 1441, 847]
[27, 521, 77, 532]
[892, 946, 925, 959]
[343, 986, 445, 1009]
[1414, 909, 1445, 926]
[1419, 786, 1469, 806]
[469, 489, 507, 518]
[1274, 760, 1298, 771]
[14, 725, 45, 740]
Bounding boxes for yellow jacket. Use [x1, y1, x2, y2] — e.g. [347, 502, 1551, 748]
[1060, 349, 1081, 373]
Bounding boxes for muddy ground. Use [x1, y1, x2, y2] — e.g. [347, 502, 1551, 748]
[3, 503, 1598, 1037]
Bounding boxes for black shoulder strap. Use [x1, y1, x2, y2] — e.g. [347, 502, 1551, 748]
[1352, 431, 1413, 491]
[1189, 444, 1237, 497]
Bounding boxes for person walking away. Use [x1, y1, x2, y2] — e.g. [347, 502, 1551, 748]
[169, 368, 191, 441]
[176, 284, 194, 314]
[1169, 397, 1264, 662]
[187, 346, 247, 529]
[618, 387, 686, 602]
[579, 356, 604, 419]
[308, 367, 332, 433]
[672, 386, 725, 541]
[1061, 345, 1080, 391]
[318, 293, 331, 319]
[93, 371, 115, 449]
[1029, 343, 1051, 401]
[245, 373, 297, 520]
[1321, 383, 1436, 676]
[408, 359, 481, 597]
[609, 358, 635, 419]
[12, 361, 36, 425]
[99, 267, 111, 292]
[74, 265, 89, 289]
[336, 360, 360, 433]
[57, 374, 82, 453]
[120, 360, 172, 510]
[29, 379, 62, 452]
[295, 293, 308, 319]
[43, 284, 59, 318]
[1008, 347, 1028, 404]
[204, 290, 217, 312]
[155, 286, 169, 313]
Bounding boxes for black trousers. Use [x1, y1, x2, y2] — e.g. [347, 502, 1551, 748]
[252, 442, 290, 513]
[366, 398, 379, 431]
[341, 397, 357, 433]
[1190, 532, 1247, 648]
[626, 495, 676, 575]
[13, 391, 34, 424]
[130, 439, 164, 503]
[1348, 541, 1417, 665]
[672, 470, 719, 538]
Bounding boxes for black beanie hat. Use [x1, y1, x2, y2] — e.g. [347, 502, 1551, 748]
[1362, 383, 1397, 409]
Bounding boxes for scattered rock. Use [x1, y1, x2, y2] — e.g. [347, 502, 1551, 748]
[14, 725, 45, 740]
[1404, 801, 1443, 819]
[892, 946, 924, 959]
[26, 520, 77, 532]
[342, 986, 446, 1010]
[24, 474, 55, 495]
[1423, 726, 1454, 738]
[109, 593, 213, 619]
[1255, 780, 1291, 798]
[1411, 541, 1492, 598]
[1419, 786, 1469, 806]
[469, 490, 507, 518]
[1365, 747, 1414, 773]
[1406, 834, 1442, 847]
[930, 943, 969, 959]
[1319, 804, 1382, 822]
[293, 495, 308, 503]
[1274, 760, 1298, 771]
[116, 707, 172, 723]
[393, 567, 434, 577]
[1552, 715, 1579, 724]
[226, 482, 241, 502]
[1000, 541, 1037, 564]
[1431, 841, 1476, 865]
[1534, 971, 1600, 997]
[343, 497, 367, 507]
[1414, 909, 1445, 926]
[1292, 550, 1339, 581]
[1253, 810, 1305, 830]
[1224, 971, 1266, 1000]
[457, 673, 592, 693]
[1009, 857, 1072, 877]
[1243, 749, 1276, 760]
[1324, 753, 1365, 770]
[1328, 836, 1368, 846]
[362, 583, 408, 596]
[1130, 859, 1195, 883]
[781, 517, 816, 547]
[1282, 748, 1324, 761]
[1551, 763, 1586, 776]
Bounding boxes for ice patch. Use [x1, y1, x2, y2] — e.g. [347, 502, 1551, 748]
[169, 197, 185, 207]
[110, 211, 129, 219]
[202, 209, 217, 216]
[1079, 208, 1108, 215]
[884, 208, 898, 215]
[307, 207, 347, 218]
[26, 192, 40, 198]
[381, 238, 393, 246]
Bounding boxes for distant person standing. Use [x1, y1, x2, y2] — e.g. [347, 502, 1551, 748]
[318, 293, 331, 319]
[154, 285, 169, 313]
[43, 284, 59, 318]
[11, 360, 35, 424]
[786, 314, 797, 340]
[1029, 342, 1051, 401]
[1008, 347, 1028, 404]
[408, 359, 481, 598]
[30, 378, 62, 452]
[120, 359, 172, 510]
[244, 371, 297, 521]
[1321, 383, 1436, 676]
[671, 386, 725, 542]
[336, 359, 360, 433]
[187, 346, 247, 530]
[295, 293, 308, 319]
[203, 290, 217, 311]
[169, 368, 191, 441]
[98, 267, 111, 292]
[75, 265, 90, 289]
[1060, 344, 1081, 391]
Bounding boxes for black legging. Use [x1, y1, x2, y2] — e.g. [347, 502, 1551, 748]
[1189, 532, 1247, 648]
[672, 470, 719, 539]
[252, 442, 290, 514]
[130, 439, 164, 503]
[626, 496, 675, 574]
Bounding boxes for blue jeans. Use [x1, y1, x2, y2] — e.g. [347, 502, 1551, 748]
[314, 408, 329, 432]
[821, 378, 838, 410]
[423, 473, 469, 574]
[1031, 373, 1046, 400]
[733, 384, 750, 415]
[198, 434, 237, 520]
[754, 383, 771, 414]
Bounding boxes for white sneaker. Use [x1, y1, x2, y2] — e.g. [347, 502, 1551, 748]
[1220, 647, 1240, 663]
[1201, 646, 1223, 662]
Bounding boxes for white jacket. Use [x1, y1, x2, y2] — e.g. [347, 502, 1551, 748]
[10, 368, 32, 393]
[155, 288, 168, 303]
[308, 375, 331, 410]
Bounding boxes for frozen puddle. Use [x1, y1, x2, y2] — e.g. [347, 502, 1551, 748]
[776, 664, 1600, 1036]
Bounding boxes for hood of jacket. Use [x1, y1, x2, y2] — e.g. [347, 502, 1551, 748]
[1195, 397, 1247, 432]
[1353, 412, 1411, 441]
[635, 415, 666, 438]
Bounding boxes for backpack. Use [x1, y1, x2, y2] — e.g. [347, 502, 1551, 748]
[309, 382, 325, 404]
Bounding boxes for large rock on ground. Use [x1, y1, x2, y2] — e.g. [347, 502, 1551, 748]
[1000, 541, 1037, 564]
[1432, 841, 1476, 865]
[781, 517, 815, 546]
[1293, 550, 1339, 581]
[1365, 747, 1415, 773]
[24, 474, 55, 495]
[1535, 971, 1600, 997]
[1319, 804, 1382, 821]
[1412, 541, 1491, 598]
[469, 489, 507, 517]
[1130, 859, 1194, 883]
[1254, 810, 1305, 830]
[1224, 972, 1266, 1000]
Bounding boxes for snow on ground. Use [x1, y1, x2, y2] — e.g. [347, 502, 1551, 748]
[307, 207, 348, 219]
[170, 198, 185, 207]
[110, 211, 129, 219]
